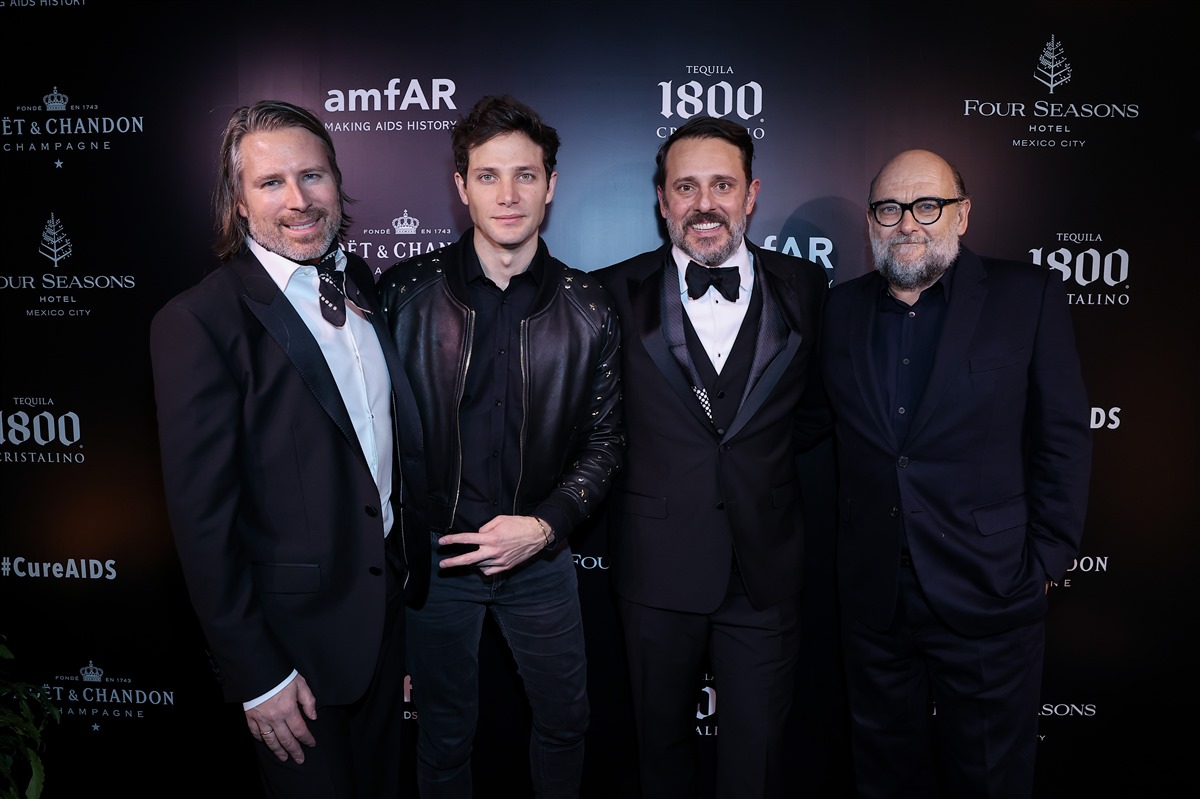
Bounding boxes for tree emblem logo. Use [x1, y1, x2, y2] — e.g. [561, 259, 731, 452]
[39, 213, 73, 267]
[1035, 35, 1072, 95]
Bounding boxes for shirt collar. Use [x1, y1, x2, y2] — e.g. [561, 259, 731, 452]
[465, 239, 544, 288]
[247, 236, 346, 294]
[671, 240, 754, 298]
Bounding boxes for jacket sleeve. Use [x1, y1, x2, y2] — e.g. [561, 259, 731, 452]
[794, 266, 834, 453]
[534, 302, 625, 540]
[150, 298, 293, 703]
[1025, 272, 1092, 581]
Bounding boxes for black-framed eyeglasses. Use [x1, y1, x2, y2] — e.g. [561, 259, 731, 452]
[869, 197, 963, 227]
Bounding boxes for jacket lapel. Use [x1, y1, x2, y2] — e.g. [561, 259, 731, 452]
[234, 252, 363, 464]
[630, 249, 714, 431]
[847, 272, 898, 449]
[904, 249, 987, 445]
[723, 251, 796, 441]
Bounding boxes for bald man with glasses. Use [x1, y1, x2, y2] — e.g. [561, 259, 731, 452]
[819, 149, 1092, 798]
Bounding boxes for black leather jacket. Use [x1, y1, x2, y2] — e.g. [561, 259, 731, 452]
[378, 231, 623, 540]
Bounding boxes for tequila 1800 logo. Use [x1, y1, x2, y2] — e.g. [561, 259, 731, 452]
[1029, 241, 1130, 306]
[1030, 246, 1128, 287]
[659, 80, 763, 121]
[1, 409, 80, 446]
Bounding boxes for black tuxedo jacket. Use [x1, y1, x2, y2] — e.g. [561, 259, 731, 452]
[820, 247, 1091, 636]
[595, 242, 829, 613]
[150, 249, 427, 706]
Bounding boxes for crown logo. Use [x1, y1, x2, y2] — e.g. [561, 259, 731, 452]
[43, 86, 68, 111]
[80, 660, 103, 682]
[392, 210, 419, 235]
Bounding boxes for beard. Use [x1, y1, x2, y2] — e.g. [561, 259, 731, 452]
[248, 207, 341, 263]
[666, 209, 748, 266]
[871, 226, 961, 291]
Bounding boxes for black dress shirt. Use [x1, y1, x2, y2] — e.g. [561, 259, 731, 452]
[452, 245, 542, 534]
[872, 268, 954, 445]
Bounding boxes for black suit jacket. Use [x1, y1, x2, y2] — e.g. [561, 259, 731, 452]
[595, 242, 829, 613]
[150, 249, 427, 705]
[820, 247, 1091, 636]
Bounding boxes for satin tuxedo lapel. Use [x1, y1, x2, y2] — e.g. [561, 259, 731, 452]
[629, 246, 801, 440]
[903, 253, 987, 446]
[629, 254, 714, 431]
[724, 250, 799, 442]
[234, 252, 365, 469]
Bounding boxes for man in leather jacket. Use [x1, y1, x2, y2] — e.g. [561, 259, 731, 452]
[378, 95, 623, 799]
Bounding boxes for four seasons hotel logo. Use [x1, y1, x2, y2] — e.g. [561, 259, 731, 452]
[960, 33, 1139, 150]
[1034, 35, 1072, 94]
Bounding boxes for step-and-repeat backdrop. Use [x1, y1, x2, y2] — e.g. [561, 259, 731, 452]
[2, 2, 1194, 795]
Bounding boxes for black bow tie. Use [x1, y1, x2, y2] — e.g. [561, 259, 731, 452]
[685, 261, 740, 303]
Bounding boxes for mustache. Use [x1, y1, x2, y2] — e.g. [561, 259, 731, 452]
[888, 233, 930, 246]
[280, 208, 328, 225]
[685, 211, 728, 228]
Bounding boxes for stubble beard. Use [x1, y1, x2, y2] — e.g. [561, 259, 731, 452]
[249, 208, 341, 263]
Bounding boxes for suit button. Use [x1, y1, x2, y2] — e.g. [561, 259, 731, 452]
[368, 566, 383, 576]
[716, 427, 725, 435]
[716, 501, 725, 510]
[890, 506, 900, 517]
[897, 456, 910, 467]
[365, 505, 379, 517]
[716, 390, 726, 399]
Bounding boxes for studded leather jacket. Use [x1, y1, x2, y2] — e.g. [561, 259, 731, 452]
[378, 231, 623, 540]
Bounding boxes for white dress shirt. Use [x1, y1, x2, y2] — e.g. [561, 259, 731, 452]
[671, 242, 754, 374]
[243, 237, 395, 709]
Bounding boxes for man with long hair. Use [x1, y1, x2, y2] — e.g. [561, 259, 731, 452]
[151, 99, 427, 797]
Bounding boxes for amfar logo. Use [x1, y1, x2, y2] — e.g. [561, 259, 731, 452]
[323, 78, 458, 113]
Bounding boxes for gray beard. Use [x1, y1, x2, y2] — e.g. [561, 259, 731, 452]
[666, 211, 747, 266]
[872, 230, 960, 291]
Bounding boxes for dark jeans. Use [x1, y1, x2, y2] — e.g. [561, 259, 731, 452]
[406, 540, 588, 799]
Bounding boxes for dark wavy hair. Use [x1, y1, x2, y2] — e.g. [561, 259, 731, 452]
[654, 116, 755, 190]
[212, 100, 354, 262]
[451, 95, 560, 180]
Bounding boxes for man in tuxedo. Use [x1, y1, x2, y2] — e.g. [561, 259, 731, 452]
[150, 100, 427, 798]
[594, 116, 829, 799]
[820, 149, 1092, 798]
